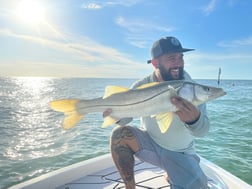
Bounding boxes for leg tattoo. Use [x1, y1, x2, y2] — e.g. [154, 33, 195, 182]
[112, 126, 135, 145]
[114, 146, 134, 182]
[111, 127, 137, 188]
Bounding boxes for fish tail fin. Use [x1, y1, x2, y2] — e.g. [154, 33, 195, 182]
[50, 99, 84, 129]
[50, 99, 79, 112]
[63, 112, 84, 130]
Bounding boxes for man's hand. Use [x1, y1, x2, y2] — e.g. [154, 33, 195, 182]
[103, 109, 133, 126]
[171, 96, 200, 124]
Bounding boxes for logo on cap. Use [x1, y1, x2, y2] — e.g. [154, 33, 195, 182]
[170, 37, 180, 46]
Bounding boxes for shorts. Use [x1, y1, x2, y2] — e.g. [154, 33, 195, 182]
[130, 127, 208, 189]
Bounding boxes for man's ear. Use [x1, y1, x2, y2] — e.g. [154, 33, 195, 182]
[152, 59, 158, 68]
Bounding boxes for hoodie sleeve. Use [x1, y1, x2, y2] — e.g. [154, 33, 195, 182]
[184, 103, 210, 137]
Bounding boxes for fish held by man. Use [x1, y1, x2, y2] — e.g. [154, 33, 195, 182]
[50, 80, 226, 133]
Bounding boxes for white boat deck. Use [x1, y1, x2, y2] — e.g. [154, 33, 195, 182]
[54, 158, 226, 189]
[10, 154, 252, 189]
[56, 160, 170, 189]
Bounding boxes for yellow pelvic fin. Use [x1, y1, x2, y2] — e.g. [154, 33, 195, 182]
[155, 112, 174, 133]
[102, 116, 117, 128]
[103, 85, 129, 98]
[50, 99, 83, 129]
[137, 82, 160, 89]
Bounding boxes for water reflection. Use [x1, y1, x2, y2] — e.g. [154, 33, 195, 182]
[2, 77, 73, 161]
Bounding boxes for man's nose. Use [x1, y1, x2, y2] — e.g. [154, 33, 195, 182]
[172, 59, 184, 66]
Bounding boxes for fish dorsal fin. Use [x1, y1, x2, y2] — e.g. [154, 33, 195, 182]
[155, 112, 174, 133]
[102, 116, 118, 128]
[103, 85, 129, 99]
[137, 82, 160, 89]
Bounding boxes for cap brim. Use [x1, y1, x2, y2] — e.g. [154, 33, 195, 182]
[147, 48, 194, 64]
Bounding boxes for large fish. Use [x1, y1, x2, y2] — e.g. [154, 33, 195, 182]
[50, 80, 226, 133]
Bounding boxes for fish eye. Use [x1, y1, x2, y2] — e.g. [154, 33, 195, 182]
[204, 87, 210, 91]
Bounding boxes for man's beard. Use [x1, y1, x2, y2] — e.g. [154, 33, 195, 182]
[159, 65, 184, 81]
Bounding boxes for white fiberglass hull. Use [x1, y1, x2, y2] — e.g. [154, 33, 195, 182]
[9, 154, 252, 189]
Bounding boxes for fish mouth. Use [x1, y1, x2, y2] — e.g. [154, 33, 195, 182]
[205, 87, 226, 101]
[221, 91, 227, 97]
[212, 90, 226, 99]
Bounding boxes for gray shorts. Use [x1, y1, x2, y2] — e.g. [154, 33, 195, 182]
[130, 127, 208, 189]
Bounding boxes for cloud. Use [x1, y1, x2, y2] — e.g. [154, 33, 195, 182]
[227, 0, 238, 7]
[0, 27, 139, 65]
[104, 0, 144, 7]
[81, 3, 102, 10]
[201, 0, 218, 16]
[116, 16, 174, 33]
[0, 58, 152, 78]
[186, 51, 252, 63]
[81, 0, 145, 10]
[115, 16, 175, 48]
[218, 36, 252, 48]
[184, 51, 252, 79]
[0, 27, 152, 78]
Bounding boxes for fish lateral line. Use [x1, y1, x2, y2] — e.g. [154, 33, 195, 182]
[93, 88, 176, 107]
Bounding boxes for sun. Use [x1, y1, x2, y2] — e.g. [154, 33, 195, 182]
[16, 0, 45, 24]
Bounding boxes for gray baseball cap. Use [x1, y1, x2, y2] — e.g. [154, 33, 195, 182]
[147, 37, 194, 63]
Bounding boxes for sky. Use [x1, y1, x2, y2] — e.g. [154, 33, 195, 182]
[0, 0, 252, 79]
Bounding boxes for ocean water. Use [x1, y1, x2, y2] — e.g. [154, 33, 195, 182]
[0, 77, 251, 189]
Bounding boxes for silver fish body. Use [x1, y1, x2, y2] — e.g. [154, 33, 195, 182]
[50, 80, 226, 132]
[76, 80, 225, 118]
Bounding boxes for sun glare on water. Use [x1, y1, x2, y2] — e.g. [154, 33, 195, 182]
[16, 0, 45, 24]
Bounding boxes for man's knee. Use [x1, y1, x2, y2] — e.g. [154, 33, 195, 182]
[110, 126, 139, 152]
[111, 126, 135, 142]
